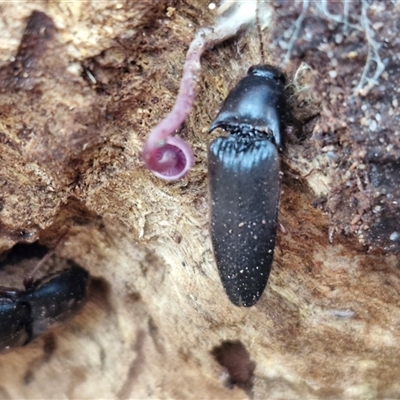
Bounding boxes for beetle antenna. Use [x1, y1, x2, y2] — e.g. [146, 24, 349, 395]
[24, 228, 70, 288]
[256, 0, 265, 64]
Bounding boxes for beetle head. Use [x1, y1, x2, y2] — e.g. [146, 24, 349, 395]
[247, 65, 286, 85]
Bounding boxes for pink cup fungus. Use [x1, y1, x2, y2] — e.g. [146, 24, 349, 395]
[142, 1, 268, 181]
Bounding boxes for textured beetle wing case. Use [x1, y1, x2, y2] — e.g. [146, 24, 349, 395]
[208, 136, 280, 307]
[21, 265, 90, 338]
[0, 300, 31, 350]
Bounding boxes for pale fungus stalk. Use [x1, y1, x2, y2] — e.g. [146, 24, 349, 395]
[142, 1, 271, 181]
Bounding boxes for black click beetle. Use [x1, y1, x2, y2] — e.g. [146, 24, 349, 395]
[208, 64, 287, 307]
[0, 262, 90, 352]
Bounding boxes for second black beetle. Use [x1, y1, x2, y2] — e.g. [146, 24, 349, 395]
[0, 262, 90, 352]
[208, 64, 287, 307]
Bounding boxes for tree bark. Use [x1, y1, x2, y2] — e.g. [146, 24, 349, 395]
[0, 1, 399, 399]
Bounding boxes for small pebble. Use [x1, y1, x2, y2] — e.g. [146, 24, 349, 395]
[335, 33, 343, 44]
[390, 232, 399, 241]
[328, 70, 337, 78]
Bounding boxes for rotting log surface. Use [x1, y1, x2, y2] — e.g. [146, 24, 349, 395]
[0, 1, 399, 399]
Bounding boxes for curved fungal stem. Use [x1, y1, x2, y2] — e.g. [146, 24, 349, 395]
[142, 1, 270, 181]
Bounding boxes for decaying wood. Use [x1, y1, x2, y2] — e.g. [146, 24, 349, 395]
[0, 1, 399, 399]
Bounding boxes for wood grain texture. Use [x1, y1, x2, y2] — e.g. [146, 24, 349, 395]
[0, 1, 399, 399]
